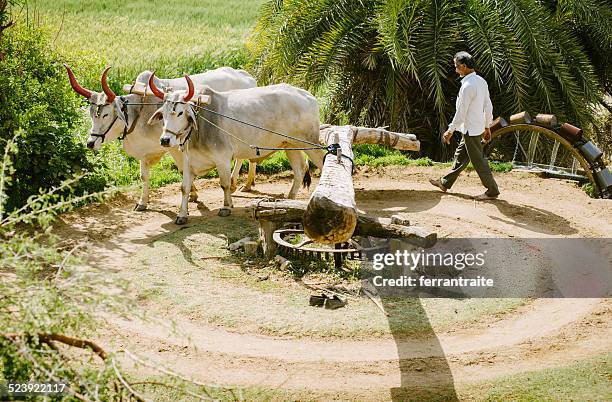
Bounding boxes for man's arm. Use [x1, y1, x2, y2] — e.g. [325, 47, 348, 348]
[484, 85, 493, 129]
[443, 84, 474, 143]
[483, 83, 493, 142]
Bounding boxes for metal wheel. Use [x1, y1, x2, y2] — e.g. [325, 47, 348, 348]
[484, 124, 596, 188]
[272, 229, 386, 269]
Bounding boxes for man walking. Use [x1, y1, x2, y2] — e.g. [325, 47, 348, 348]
[430, 51, 500, 200]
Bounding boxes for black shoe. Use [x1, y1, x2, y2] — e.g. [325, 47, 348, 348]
[429, 178, 448, 192]
[473, 192, 499, 200]
[324, 295, 347, 310]
[309, 294, 327, 307]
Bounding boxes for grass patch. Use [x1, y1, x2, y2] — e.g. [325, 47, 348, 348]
[255, 151, 292, 174]
[459, 354, 612, 401]
[581, 182, 598, 198]
[463, 161, 513, 173]
[354, 144, 433, 167]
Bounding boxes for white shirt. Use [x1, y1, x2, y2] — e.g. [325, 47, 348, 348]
[447, 72, 493, 136]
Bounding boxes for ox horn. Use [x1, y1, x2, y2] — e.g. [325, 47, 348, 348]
[148, 71, 165, 99]
[183, 74, 195, 102]
[63, 64, 93, 99]
[101, 66, 116, 103]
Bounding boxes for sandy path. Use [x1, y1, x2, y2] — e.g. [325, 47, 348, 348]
[54, 166, 612, 399]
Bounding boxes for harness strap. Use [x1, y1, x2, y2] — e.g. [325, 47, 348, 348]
[323, 147, 355, 175]
[90, 116, 118, 142]
[190, 102, 326, 150]
[180, 128, 193, 147]
[118, 98, 143, 141]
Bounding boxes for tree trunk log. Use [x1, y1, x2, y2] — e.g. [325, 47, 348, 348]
[250, 124, 427, 252]
[320, 124, 420, 151]
[259, 220, 280, 259]
[353, 214, 436, 247]
[303, 125, 357, 244]
[249, 200, 437, 248]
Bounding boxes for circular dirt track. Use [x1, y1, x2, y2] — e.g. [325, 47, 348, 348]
[54, 166, 611, 401]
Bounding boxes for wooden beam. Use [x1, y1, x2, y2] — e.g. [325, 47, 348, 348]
[249, 200, 437, 253]
[319, 124, 420, 151]
[353, 214, 436, 247]
[303, 125, 357, 244]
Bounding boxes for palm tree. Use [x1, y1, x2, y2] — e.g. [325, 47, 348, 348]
[248, 0, 612, 159]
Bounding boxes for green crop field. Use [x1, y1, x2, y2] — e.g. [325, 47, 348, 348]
[33, 0, 264, 89]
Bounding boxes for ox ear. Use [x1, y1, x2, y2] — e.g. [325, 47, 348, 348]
[148, 107, 164, 125]
[113, 97, 127, 124]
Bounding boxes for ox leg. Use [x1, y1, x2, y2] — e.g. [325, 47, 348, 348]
[230, 159, 243, 194]
[285, 150, 306, 199]
[217, 160, 233, 217]
[304, 149, 325, 171]
[176, 155, 193, 225]
[241, 161, 257, 192]
[169, 148, 198, 202]
[189, 184, 199, 202]
[135, 157, 158, 211]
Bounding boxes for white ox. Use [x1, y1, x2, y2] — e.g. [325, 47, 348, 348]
[64, 65, 257, 211]
[147, 74, 325, 225]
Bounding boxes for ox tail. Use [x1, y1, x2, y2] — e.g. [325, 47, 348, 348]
[302, 168, 312, 189]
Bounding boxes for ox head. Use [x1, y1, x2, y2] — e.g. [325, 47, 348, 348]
[147, 73, 197, 148]
[64, 64, 133, 150]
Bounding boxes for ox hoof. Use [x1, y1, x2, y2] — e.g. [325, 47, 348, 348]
[134, 203, 147, 211]
[218, 208, 232, 217]
[175, 216, 188, 225]
[188, 194, 199, 202]
[240, 185, 253, 192]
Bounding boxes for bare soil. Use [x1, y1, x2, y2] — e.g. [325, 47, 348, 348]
[52, 166, 612, 401]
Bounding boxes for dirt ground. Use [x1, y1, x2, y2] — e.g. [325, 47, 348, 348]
[52, 166, 612, 401]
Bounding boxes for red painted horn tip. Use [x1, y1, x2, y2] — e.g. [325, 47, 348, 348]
[64, 63, 93, 99]
[148, 71, 165, 99]
[101, 66, 116, 102]
[148, 71, 156, 86]
[183, 74, 195, 101]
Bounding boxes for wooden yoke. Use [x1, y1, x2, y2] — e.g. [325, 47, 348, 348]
[303, 125, 357, 244]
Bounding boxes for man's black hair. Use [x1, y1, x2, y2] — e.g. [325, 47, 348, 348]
[454, 51, 475, 69]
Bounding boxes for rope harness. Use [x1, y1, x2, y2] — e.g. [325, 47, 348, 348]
[118, 98, 144, 140]
[89, 113, 117, 143]
[106, 98, 348, 170]
[89, 97, 146, 142]
[173, 101, 344, 164]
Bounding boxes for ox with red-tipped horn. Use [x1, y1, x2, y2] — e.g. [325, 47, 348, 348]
[101, 66, 116, 103]
[63, 64, 93, 99]
[183, 74, 195, 102]
[148, 71, 166, 100]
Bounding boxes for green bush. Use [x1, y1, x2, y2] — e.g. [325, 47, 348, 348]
[0, 24, 106, 212]
[0, 135, 226, 401]
[257, 151, 292, 174]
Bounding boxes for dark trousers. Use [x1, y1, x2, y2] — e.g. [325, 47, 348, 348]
[441, 132, 500, 196]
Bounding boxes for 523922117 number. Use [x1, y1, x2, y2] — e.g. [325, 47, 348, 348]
[1, 382, 69, 399]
